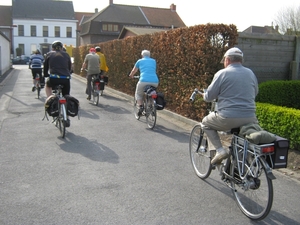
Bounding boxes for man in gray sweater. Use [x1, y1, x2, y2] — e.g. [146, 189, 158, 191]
[200, 47, 259, 165]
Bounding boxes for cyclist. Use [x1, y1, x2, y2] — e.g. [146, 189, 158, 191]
[81, 48, 100, 100]
[199, 47, 259, 165]
[29, 49, 44, 91]
[129, 50, 159, 115]
[95, 46, 109, 76]
[43, 40, 72, 126]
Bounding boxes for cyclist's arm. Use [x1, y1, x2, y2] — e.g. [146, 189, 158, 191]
[128, 66, 138, 78]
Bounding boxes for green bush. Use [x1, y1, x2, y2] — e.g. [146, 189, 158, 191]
[256, 80, 300, 109]
[256, 102, 300, 149]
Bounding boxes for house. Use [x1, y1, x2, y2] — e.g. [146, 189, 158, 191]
[12, 0, 77, 57]
[79, 0, 186, 45]
[118, 26, 169, 39]
[242, 25, 280, 34]
[0, 6, 13, 53]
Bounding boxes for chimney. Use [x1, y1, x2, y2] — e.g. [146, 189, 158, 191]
[110, 0, 113, 5]
[170, 3, 176, 12]
[95, 8, 98, 13]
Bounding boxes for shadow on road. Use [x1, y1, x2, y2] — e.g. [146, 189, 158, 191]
[58, 132, 119, 164]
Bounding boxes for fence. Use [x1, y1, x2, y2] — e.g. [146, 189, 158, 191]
[237, 33, 300, 83]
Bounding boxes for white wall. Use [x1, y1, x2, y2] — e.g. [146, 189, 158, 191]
[13, 19, 77, 56]
[0, 33, 11, 76]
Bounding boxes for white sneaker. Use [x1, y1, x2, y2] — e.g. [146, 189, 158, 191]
[211, 148, 229, 165]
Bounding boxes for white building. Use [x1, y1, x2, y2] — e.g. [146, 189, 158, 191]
[12, 0, 77, 57]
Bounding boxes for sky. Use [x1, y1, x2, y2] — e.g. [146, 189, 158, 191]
[2, 0, 299, 31]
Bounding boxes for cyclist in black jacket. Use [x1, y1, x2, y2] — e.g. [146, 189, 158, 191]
[43, 41, 72, 97]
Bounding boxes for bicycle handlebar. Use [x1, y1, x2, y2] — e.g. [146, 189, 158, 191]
[189, 88, 204, 102]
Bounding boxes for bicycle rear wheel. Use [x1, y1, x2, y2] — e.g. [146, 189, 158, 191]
[36, 85, 40, 99]
[230, 156, 273, 220]
[57, 104, 66, 138]
[92, 85, 99, 106]
[133, 97, 140, 120]
[145, 98, 156, 129]
[189, 124, 212, 179]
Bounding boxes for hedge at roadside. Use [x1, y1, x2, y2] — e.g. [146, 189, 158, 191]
[73, 24, 238, 121]
[256, 80, 300, 109]
[256, 102, 300, 149]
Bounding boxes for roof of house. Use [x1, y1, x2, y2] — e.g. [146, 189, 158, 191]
[118, 26, 169, 39]
[81, 3, 185, 35]
[0, 6, 12, 26]
[74, 12, 95, 31]
[242, 25, 280, 34]
[12, 0, 76, 20]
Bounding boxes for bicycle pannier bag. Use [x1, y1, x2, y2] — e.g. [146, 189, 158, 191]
[156, 92, 166, 110]
[65, 95, 79, 117]
[103, 76, 108, 85]
[45, 95, 59, 117]
[266, 136, 289, 169]
[100, 80, 105, 90]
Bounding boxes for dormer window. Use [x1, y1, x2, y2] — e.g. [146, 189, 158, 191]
[102, 23, 119, 32]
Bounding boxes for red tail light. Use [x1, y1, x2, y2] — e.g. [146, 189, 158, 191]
[151, 94, 157, 99]
[261, 146, 274, 154]
[95, 82, 100, 85]
[35, 77, 40, 80]
[59, 99, 67, 104]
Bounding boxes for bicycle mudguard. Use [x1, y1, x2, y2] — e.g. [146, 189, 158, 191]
[260, 157, 276, 180]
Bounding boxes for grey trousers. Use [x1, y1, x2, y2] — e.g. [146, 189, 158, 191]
[202, 112, 258, 151]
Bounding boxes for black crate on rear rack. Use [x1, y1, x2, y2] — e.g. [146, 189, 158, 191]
[266, 136, 289, 169]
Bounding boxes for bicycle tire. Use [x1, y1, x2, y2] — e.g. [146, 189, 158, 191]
[189, 124, 212, 179]
[58, 104, 66, 138]
[145, 97, 156, 129]
[230, 156, 273, 220]
[133, 97, 140, 120]
[37, 85, 40, 99]
[92, 84, 99, 106]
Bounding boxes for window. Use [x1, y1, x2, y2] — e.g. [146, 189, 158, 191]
[43, 26, 48, 37]
[66, 27, 72, 37]
[55, 26, 60, 37]
[31, 25, 36, 36]
[102, 24, 118, 32]
[18, 25, 24, 36]
[18, 44, 25, 55]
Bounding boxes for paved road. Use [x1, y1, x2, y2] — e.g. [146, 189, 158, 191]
[0, 65, 300, 225]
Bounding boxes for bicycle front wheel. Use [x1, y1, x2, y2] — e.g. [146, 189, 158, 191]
[230, 157, 273, 220]
[189, 124, 212, 179]
[146, 98, 156, 129]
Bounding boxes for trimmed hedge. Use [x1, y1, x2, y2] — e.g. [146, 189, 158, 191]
[256, 80, 300, 109]
[73, 24, 238, 121]
[256, 102, 300, 149]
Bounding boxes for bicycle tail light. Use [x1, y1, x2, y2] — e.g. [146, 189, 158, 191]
[151, 93, 157, 99]
[261, 146, 274, 154]
[59, 98, 67, 104]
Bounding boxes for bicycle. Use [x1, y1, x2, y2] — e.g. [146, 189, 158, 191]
[189, 88, 277, 220]
[132, 76, 157, 129]
[52, 85, 69, 138]
[91, 74, 104, 106]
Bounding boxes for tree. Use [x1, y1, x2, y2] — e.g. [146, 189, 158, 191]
[274, 4, 300, 35]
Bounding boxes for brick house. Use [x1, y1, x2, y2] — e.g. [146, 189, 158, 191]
[79, 0, 186, 45]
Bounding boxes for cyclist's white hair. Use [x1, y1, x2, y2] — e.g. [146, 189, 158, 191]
[141, 50, 150, 57]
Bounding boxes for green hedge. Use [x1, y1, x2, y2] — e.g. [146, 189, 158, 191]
[256, 80, 300, 109]
[256, 103, 300, 149]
